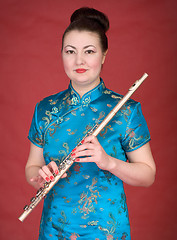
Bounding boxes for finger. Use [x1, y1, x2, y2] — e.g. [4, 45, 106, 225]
[30, 176, 39, 182]
[82, 135, 98, 144]
[30, 176, 45, 185]
[61, 173, 67, 178]
[75, 156, 94, 163]
[39, 166, 54, 182]
[73, 143, 95, 154]
[48, 161, 59, 175]
[73, 149, 94, 159]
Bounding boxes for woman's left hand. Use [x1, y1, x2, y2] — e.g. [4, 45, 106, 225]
[71, 135, 110, 170]
[71, 136, 156, 187]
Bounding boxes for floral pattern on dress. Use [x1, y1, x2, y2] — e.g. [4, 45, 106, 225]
[28, 79, 150, 239]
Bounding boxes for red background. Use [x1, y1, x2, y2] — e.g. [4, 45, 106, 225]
[0, 0, 176, 239]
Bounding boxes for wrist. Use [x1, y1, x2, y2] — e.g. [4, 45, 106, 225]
[106, 156, 118, 172]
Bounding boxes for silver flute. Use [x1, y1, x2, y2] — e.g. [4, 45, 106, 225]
[18, 73, 148, 222]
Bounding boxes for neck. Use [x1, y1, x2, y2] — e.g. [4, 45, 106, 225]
[71, 78, 101, 98]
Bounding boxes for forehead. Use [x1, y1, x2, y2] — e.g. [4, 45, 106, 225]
[63, 30, 101, 48]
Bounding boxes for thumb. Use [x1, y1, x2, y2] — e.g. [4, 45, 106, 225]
[30, 176, 39, 182]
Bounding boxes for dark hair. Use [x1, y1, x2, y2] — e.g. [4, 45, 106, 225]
[62, 7, 109, 52]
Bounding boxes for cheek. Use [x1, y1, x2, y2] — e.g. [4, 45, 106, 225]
[89, 57, 103, 71]
[62, 57, 72, 73]
[92, 65, 101, 75]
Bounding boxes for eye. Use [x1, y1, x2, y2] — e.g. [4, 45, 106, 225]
[66, 50, 75, 54]
[85, 49, 95, 54]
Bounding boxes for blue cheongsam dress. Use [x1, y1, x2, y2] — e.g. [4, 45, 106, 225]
[28, 79, 151, 240]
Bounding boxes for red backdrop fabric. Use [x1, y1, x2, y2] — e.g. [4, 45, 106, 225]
[0, 0, 176, 239]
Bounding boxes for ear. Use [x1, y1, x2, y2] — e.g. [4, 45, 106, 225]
[102, 50, 108, 64]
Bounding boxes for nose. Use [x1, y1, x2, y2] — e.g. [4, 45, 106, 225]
[75, 53, 85, 65]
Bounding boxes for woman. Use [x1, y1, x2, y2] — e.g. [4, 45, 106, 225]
[25, 7, 156, 240]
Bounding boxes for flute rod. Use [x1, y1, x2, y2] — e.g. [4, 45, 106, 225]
[18, 73, 148, 222]
[92, 73, 148, 136]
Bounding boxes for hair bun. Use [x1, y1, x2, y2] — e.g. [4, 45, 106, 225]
[70, 7, 109, 33]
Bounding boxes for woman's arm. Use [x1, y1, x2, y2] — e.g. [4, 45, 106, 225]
[108, 142, 156, 187]
[25, 143, 46, 189]
[72, 136, 156, 187]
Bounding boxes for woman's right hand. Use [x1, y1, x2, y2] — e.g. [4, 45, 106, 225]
[30, 161, 67, 188]
[30, 175, 46, 188]
[26, 144, 67, 189]
[38, 161, 59, 182]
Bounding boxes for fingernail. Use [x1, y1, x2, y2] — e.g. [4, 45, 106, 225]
[55, 170, 59, 175]
[81, 140, 84, 144]
[46, 177, 50, 182]
[75, 158, 80, 162]
[71, 153, 76, 157]
[72, 148, 76, 152]
[50, 176, 54, 181]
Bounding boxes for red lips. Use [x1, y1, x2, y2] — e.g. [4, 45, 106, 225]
[75, 68, 87, 73]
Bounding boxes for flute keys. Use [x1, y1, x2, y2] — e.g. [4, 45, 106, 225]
[36, 188, 43, 197]
[30, 197, 36, 203]
[44, 182, 49, 188]
[66, 159, 73, 165]
[59, 163, 66, 170]
[23, 205, 29, 211]
[58, 163, 62, 170]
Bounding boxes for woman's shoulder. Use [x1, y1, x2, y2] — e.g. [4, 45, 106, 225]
[37, 89, 68, 109]
[103, 86, 139, 109]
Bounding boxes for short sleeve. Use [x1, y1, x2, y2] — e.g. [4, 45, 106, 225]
[122, 102, 151, 152]
[28, 103, 44, 148]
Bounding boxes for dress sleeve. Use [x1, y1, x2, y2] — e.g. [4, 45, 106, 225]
[122, 102, 151, 152]
[28, 103, 44, 148]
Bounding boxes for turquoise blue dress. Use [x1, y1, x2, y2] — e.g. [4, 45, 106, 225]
[28, 79, 150, 240]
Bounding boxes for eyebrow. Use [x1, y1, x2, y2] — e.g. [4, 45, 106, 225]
[64, 45, 96, 49]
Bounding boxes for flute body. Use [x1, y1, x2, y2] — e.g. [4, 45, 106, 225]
[18, 73, 148, 222]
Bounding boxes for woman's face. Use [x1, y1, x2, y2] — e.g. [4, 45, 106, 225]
[62, 30, 107, 92]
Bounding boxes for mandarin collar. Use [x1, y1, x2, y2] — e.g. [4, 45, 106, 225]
[68, 79, 106, 106]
